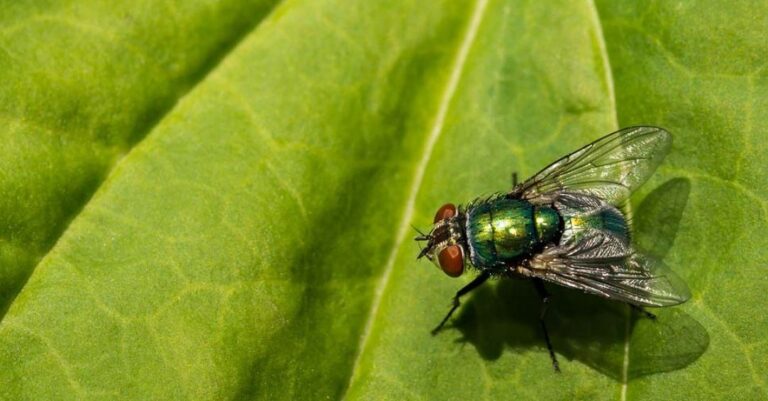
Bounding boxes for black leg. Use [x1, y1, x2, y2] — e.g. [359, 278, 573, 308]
[630, 304, 657, 320]
[432, 272, 491, 335]
[533, 279, 560, 372]
[511, 172, 519, 187]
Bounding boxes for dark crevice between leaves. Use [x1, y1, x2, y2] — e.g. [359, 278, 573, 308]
[124, 3, 284, 147]
[0, 0, 284, 321]
[450, 179, 709, 380]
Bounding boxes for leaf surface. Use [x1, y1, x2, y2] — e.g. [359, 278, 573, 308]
[0, 0, 766, 400]
[0, 0, 279, 314]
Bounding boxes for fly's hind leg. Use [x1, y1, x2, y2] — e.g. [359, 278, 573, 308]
[533, 278, 560, 372]
[630, 304, 657, 320]
[432, 271, 491, 335]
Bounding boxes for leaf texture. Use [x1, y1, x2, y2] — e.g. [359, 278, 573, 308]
[0, 0, 765, 400]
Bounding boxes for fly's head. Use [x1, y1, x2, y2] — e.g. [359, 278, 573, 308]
[415, 203, 467, 277]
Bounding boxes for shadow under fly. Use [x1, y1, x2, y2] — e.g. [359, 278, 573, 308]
[447, 177, 707, 379]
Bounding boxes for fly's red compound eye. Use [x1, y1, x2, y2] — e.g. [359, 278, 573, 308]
[434, 203, 457, 223]
[438, 245, 464, 277]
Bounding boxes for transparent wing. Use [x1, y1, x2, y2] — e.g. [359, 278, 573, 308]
[527, 231, 690, 307]
[510, 126, 672, 206]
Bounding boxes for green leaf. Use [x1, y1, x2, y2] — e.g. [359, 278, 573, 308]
[0, 0, 279, 315]
[0, 0, 765, 400]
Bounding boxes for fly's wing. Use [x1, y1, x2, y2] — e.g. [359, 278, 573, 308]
[510, 126, 671, 206]
[527, 231, 690, 307]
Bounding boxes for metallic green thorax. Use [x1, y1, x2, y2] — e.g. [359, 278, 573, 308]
[465, 197, 561, 270]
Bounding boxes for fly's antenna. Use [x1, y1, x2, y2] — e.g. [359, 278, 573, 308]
[412, 225, 430, 241]
[412, 225, 433, 260]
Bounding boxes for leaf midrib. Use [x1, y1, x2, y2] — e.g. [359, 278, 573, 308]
[342, 0, 491, 396]
[585, 0, 628, 399]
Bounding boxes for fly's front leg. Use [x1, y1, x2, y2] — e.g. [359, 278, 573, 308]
[432, 271, 491, 335]
[533, 278, 560, 372]
[511, 172, 519, 187]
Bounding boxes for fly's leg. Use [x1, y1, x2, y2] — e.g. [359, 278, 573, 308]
[630, 304, 657, 320]
[432, 271, 491, 335]
[533, 278, 560, 372]
[511, 172, 519, 187]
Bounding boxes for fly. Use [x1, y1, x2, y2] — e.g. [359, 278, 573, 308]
[415, 126, 690, 372]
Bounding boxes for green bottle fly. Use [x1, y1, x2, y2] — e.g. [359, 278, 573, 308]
[414, 126, 691, 372]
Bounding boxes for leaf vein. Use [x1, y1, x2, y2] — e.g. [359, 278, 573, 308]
[342, 0, 490, 396]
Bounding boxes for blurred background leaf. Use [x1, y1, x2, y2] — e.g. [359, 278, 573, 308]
[0, 0, 765, 400]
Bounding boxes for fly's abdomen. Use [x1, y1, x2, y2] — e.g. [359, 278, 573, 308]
[562, 204, 629, 244]
[466, 198, 561, 268]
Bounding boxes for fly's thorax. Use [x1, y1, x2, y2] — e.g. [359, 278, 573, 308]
[465, 197, 562, 269]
